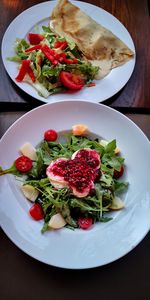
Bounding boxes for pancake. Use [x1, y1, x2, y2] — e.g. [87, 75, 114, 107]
[50, 0, 134, 78]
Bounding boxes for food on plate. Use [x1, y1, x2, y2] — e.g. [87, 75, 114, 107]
[0, 124, 128, 232]
[8, 25, 99, 98]
[50, 0, 134, 78]
[7, 0, 134, 98]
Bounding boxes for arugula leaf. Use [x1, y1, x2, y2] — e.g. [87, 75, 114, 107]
[105, 139, 116, 153]
[0, 163, 22, 177]
[114, 180, 129, 193]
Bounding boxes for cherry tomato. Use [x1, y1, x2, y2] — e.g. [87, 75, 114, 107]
[44, 129, 58, 141]
[77, 217, 93, 229]
[114, 165, 124, 179]
[29, 203, 44, 221]
[60, 71, 84, 90]
[15, 156, 32, 172]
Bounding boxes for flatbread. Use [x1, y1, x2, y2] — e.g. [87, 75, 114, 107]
[50, 0, 134, 78]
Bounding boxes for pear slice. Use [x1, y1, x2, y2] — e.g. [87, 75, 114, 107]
[20, 142, 37, 160]
[21, 184, 39, 202]
[48, 213, 66, 229]
[110, 196, 124, 210]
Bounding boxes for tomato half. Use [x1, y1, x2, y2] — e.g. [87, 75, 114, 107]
[113, 165, 124, 179]
[77, 217, 93, 229]
[60, 71, 84, 90]
[29, 203, 44, 221]
[15, 156, 32, 172]
[44, 129, 58, 141]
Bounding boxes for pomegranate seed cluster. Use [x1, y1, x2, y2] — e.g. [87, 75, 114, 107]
[51, 149, 100, 193]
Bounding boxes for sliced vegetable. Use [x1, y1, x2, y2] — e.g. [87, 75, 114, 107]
[114, 165, 124, 179]
[28, 33, 44, 45]
[60, 71, 84, 90]
[15, 59, 30, 82]
[41, 44, 58, 65]
[54, 40, 68, 50]
[77, 217, 93, 229]
[15, 155, 32, 172]
[25, 45, 42, 53]
[27, 66, 36, 82]
[63, 57, 78, 64]
[29, 203, 44, 220]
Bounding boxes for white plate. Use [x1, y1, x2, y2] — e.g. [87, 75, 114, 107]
[0, 100, 150, 269]
[1, 0, 135, 103]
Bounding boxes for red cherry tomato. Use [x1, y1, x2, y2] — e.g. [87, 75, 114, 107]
[114, 165, 124, 179]
[60, 71, 84, 90]
[28, 33, 44, 45]
[29, 203, 44, 221]
[77, 217, 93, 229]
[15, 156, 32, 172]
[44, 129, 58, 141]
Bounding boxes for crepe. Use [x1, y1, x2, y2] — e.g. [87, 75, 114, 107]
[50, 0, 134, 78]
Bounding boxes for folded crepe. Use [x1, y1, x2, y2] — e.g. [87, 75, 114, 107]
[50, 0, 134, 78]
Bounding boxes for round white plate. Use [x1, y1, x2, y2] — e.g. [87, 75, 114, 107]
[1, 0, 135, 103]
[0, 100, 150, 269]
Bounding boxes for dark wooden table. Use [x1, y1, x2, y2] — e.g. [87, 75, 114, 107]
[0, 1, 150, 300]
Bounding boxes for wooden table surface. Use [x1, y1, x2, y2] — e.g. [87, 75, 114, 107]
[0, 0, 150, 112]
[0, 1, 150, 300]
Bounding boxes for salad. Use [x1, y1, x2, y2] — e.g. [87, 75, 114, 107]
[8, 26, 99, 98]
[0, 124, 128, 232]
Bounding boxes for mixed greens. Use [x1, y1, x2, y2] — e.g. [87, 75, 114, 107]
[0, 128, 128, 233]
[8, 26, 99, 98]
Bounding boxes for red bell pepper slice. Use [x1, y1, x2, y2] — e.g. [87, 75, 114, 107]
[15, 59, 30, 82]
[54, 40, 68, 50]
[27, 66, 36, 82]
[63, 57, 78, 64]
[15, 59, 35, 82]
[41, 44, 58, 65]
[25, 45, 42, 53]
[54, 52, 78, 64]
[28, 33, 44, 45]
